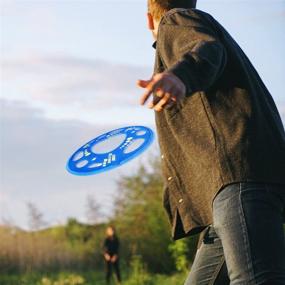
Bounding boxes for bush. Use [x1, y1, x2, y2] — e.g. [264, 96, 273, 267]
[40, 274, 85, 285]
[124, 255, 153, 285]
[168, 240, 188, 272]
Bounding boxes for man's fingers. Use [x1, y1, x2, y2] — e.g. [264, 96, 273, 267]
[155, 88, 164, 98]
[148, 84, 176, 109]
[153, 93, 171, 112]
[137, 79, 151, 88]
[157, 97, 176, 110]
[139, 73, 185, 106]
[148, 88, 165, 108]
[140, 79, 162, 105]
[149, 94, 177, 110]
[138, 72, 186, 109]
[148, 86, 172, 108]
[140, 87, 154, 105]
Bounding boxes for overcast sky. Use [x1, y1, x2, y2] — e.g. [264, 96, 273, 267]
[1, 0, 284, 229]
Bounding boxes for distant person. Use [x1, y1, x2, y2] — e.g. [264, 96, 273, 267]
[137, 0, 285, 284]
[103, 226, 121, 284]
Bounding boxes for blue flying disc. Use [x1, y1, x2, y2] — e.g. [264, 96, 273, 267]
[66, 126, 154, 176]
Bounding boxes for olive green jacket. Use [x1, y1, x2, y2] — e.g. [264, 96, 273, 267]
[153, 8, 285, 240]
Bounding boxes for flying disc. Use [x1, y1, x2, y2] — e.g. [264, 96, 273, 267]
[66, 126, 154, 176]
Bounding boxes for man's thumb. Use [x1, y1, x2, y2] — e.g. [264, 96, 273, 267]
[137, 79, 151, 88]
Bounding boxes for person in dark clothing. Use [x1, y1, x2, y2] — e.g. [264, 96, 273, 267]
[137, 0, 285, 284]
[103, 226, 121, 284]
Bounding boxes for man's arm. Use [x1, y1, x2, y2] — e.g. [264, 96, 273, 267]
[158, 11, 227, 93]
[138, 11, 227, 111]
[102, 239, 111, 261]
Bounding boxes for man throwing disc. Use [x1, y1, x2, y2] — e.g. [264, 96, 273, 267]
[137, 1, 285, 284]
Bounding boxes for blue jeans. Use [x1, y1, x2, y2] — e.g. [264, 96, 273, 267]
[184, 182, 285, 285]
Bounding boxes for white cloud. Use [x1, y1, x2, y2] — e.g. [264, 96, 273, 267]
[1, 54, 154, 125]
[1, 54, 151, 107]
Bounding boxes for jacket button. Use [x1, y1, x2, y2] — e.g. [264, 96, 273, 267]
[167, 176, 172, 181]
[161, 154, 164, 159]
[178, 198, 183, 203]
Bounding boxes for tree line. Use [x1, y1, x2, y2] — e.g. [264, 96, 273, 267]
[0, 157, 199, 275]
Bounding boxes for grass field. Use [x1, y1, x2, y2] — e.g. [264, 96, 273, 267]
[0, 271, 186, 285]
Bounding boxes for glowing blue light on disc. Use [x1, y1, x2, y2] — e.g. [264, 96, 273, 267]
[66, 126, 154, 176]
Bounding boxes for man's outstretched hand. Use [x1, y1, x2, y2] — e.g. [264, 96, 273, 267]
[137, 72, 186, 112]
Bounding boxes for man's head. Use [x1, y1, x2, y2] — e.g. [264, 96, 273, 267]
[147, 0, 197, 38]
[106, 226, 115, 237]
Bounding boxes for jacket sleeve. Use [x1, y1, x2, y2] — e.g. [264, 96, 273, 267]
[157, 12, 227, 94]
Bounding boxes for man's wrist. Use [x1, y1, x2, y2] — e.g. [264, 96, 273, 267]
[165, 71, 187, 98]
[168, 62, 192, 95]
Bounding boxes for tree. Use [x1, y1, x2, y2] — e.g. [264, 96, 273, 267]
[85, 195, 102, 225]
[168, 239, 189, 272]
[113, 158, 175, 273]
[26, 202, 46, 231]
[113, 156, 199, 274]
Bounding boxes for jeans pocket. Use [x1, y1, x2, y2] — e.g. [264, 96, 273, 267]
[203, 226, 219, 244]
